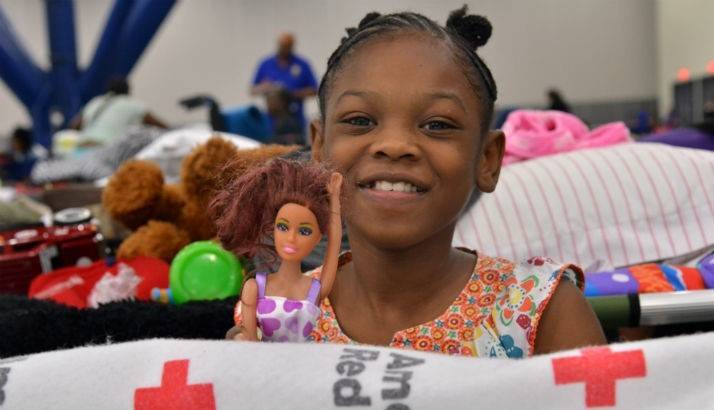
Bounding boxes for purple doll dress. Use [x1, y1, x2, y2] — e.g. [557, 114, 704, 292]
[255, 272, 321, 342]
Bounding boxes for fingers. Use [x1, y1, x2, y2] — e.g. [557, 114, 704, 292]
[225, 325, 242, 340]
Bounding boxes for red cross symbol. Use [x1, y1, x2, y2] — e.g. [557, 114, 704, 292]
[134, 359, 216, 410]
[552, 346, 646, 407]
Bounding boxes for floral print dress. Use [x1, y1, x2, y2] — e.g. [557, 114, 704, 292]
[306, 251, 582, 358]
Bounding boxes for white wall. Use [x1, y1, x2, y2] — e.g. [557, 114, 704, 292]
[655, 0, 714, 116]
[0, 0, 657, 139]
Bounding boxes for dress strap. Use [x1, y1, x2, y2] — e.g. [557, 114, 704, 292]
[255, 272, 267, 299]
[306, 278, 322, 305]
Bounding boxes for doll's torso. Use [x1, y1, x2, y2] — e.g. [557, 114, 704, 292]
[255, 272, 322, 342]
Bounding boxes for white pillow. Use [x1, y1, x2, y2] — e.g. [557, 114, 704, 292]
[134, 125, 261, 183]
[454, 143, 714, 269]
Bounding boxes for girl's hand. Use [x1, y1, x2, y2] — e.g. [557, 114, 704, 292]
[225, 325, 259, 342]
[225, 325, 244, 340]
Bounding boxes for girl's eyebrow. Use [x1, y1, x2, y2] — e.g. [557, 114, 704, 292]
[336, 89, 379, 104]
[336, 89, 465, 113]
[277, 218, 290, 224]
[426, 91, 466, 112]
[299, 222, 314, 227]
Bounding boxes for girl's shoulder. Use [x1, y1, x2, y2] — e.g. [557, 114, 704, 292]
[471, 253, 584, 357]
[473, 253, 583, 291]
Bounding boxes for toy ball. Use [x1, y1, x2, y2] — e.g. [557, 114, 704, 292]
[169, 241, 243, 304]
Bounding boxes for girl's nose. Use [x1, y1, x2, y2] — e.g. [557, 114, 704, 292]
[369, 126, 421, 162]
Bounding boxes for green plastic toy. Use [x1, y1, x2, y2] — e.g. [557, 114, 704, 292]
[165, 241, 243, 304]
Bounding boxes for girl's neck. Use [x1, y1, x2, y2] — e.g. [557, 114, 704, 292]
[344, 223, 471, 311]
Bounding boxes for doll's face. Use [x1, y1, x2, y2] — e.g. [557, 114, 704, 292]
[274, 203, 322, 262]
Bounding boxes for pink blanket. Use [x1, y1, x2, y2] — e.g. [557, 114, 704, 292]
[502, 110, 631, 165]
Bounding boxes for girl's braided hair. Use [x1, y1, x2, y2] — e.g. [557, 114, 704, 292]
[317, 5, 497, 129]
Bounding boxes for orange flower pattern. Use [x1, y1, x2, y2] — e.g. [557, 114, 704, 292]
[307, 252, 582, 358]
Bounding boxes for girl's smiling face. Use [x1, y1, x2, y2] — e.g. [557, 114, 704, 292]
[312, 33, 504, 251]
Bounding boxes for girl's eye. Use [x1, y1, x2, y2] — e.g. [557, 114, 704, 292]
[423, 120, 455, 131]
[343, 116, 374, 127]
[299, 227, 313, 236]
[276, 222, 288, 232]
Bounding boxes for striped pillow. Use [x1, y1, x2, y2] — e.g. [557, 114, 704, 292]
[454, 143, 714, 269]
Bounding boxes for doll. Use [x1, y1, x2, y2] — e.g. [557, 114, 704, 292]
[213, 158, 342, 342]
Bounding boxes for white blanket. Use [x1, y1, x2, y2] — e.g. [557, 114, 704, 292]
[455, 143, 714, 270]
[2, 332, 714, 409]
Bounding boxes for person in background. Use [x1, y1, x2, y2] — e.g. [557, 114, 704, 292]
[251, 33, 318, 143]
[1, 127, 46, 181]
[265, 88, 303, 145]
[629, 110, 654, 135]
[641, 101, 714, 150]
[547, 88, 572, 113]
[69, 77, 167, 147]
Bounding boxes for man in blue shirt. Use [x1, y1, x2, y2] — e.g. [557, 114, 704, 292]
[251, 33, 318, 143]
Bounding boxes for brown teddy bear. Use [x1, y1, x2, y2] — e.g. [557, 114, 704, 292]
[102, 137, 298, 262]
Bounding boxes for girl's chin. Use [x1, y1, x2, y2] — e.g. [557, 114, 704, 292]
[349, 223, 430, 251]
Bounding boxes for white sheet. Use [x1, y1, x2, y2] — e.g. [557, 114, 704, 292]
[2, 333, 714, 409]
[134, 125, 261, 183]
[455, 143, 714, 270]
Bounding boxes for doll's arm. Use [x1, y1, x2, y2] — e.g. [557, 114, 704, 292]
[319, 173, 343, 300]
[237, 279, 260, 342]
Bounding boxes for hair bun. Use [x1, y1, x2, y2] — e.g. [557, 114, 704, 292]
[446, 5, 492, 49]
[359, 12, 382, 29]
[340, 12, 381, 45]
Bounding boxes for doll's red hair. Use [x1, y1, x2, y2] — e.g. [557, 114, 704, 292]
[212, 158, 331, 259]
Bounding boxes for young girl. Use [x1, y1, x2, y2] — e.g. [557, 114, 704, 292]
[228, 6, 605, 356]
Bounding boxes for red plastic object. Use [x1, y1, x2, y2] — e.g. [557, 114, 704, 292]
[0, 224, 102, 295]
[28, 256, 169, 308]
[679, 266, 705, 290]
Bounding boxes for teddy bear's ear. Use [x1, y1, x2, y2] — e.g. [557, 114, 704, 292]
[102, 160, 165, 230]
[181, 136, 240, 204]
[224, 144, 301, 179]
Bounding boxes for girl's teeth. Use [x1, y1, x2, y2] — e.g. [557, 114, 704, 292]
[373, 180, 418, 193]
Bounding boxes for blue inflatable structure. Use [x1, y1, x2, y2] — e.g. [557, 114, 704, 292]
[0, 0, 177, 148]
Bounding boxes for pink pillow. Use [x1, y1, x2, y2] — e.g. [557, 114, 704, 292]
[502, 110, 631, 165]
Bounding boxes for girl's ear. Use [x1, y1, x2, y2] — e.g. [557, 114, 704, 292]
[475, 130, 505, 193]
[310, 119, 325, 162]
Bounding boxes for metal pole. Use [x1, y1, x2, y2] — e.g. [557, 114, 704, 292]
[639, 290, 714, 326]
